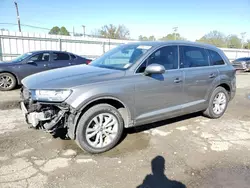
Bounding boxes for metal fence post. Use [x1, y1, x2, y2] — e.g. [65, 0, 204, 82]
[58, 38, 62, 51]
[0, 35, 3, 61]
[102, 42, 105, 53]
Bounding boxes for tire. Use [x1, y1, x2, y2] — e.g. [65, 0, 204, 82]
[75, 104, 124, 154]
[0, 73, 17, 91]
[203, 86, 229, 119]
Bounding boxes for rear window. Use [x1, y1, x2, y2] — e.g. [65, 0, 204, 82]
[53, 52, 70, 61]
[180, 46, 209, 68]
[208, 50, 225, 65]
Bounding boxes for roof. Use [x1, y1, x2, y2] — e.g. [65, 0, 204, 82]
[29, 50, 72, 54]
[125, 40, 218, 50]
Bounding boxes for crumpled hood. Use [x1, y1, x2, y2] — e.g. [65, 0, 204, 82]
[22, 65, 125, 89]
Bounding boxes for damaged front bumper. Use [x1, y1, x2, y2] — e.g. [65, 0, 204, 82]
[20, 89, 77, 139]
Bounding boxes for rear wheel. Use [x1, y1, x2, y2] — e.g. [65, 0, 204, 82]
[203, 86, 229, 119]
[0, 73, 17, 91]
[75, 104, 124, 154]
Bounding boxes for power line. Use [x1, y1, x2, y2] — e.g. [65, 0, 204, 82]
[0, 23, 50, 30]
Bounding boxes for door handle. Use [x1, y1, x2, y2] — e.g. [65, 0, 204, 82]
[209, 73, 216, 78]
[43, 64, 47, 67]
[174, 78, 182, 83]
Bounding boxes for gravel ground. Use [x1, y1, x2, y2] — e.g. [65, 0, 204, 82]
[0, 74, 250, 188]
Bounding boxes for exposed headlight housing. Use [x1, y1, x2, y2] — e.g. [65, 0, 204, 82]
[33, 89, 72, 102]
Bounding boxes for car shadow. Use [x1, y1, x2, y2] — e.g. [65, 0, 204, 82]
[137, 155, 186, 188]
[126, 112, 201, 134]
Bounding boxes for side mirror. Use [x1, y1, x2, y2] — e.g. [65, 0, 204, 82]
[27, 60, 34, 64]
[144, 64, 165, 75]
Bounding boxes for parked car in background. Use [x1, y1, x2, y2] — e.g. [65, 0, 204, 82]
[231, 57, 250, 71]
[20, 41, 236, 154]
[0, 50, 92, 91]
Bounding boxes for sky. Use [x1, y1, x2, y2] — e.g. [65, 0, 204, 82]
[0, 0, 250, 41]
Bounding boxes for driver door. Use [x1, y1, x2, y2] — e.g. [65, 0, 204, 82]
[18, 52, 50, 79]
[133, 45, 185, 125]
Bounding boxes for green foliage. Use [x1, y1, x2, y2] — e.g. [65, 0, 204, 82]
[49, 26, 60, 35]
[49, 26, 70, 36]
[244, 40, 250, 49]
[138, 35, 156, 41]
[98, 24, 130, 39]
[226, 35, 242, 48]
[159, 33, 186, 41]
[196, 30, 227, 47]
[60, 26, 70, 36]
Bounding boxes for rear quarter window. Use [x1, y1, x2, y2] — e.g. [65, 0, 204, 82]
[207, 50, 225, 65]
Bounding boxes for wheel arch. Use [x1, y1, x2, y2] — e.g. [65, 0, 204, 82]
[0, 71, 19, 85]
[69, 96, 133, 140]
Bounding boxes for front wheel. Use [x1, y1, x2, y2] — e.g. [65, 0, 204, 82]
[203, 86, 229, 119]
[75, 104, 124, 154]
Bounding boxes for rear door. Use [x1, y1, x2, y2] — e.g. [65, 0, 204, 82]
[180, 45, 218, 113]
[48, 52, 71, 69]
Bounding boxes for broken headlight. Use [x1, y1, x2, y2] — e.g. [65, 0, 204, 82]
[33, 89, 72, 102]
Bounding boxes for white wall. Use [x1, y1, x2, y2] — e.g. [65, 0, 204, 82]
[1, 30, 250, 61]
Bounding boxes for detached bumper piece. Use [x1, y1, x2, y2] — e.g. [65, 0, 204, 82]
[20, 100, 70, 138]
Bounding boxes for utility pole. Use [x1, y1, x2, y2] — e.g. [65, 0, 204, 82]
[14, 2, 21, 32]
[82, 25, 85, 37]
[173, 27, 178, 40]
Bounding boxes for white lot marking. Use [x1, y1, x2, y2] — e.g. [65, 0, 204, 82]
[76, 158, 97, 164]
[176, 126, 188, 131]
[40, 158, 71, 172]
[13, 148, 34, 157]
[62, 149, 77, 156]
[151, 129, 172, 136]
[200, 132, 215, 139]
[0, 156, 8, 161]
[210, 141, 232, 151]
[34, 160, 46, 166]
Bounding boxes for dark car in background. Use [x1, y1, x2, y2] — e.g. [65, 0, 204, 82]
[231, 57, 250, 71]
[0, 50, 92, 91]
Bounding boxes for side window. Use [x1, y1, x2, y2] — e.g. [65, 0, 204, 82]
[70, 54, 76, 59]
[136, 46, 178, 73]
[207, 50, 225, 65]
[29, 53, 50, 62]
[180, 46, 209, 68]
[53, 52, 70, 61]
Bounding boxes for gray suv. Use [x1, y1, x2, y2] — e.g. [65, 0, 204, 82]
[20, 41, 236, 153]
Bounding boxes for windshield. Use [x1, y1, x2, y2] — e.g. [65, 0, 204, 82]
[90, 44, 152, 70]
[12, 52, 33, 62]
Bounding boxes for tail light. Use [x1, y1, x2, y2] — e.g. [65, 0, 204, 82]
[86, 59, 92, 65]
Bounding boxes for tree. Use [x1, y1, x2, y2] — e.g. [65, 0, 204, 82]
[0, 28, 8, 31]
[159, 33, 186, 41]
[226, 35, 242, 48]
[196, 30, 227, 47]
[98, 24, 130, 39]
[49, 26, 70, 36]
[244, 40, 250, 49]
[60, 26, 70, 36]
[138, 35, 156, 41]
[49, 26, 60, 35]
